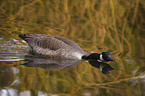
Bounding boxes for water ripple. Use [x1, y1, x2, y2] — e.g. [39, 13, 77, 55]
[0, 38, 28, 61]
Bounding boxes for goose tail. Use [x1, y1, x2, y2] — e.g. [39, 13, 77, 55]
[19, 34, 26, 40]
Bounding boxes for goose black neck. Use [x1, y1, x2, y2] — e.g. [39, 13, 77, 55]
[82, 53, 100, 60]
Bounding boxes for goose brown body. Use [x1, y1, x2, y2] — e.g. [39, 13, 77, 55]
[19, 34, 86, 59]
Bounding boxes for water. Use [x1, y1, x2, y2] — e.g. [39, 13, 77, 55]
[0, 0, 145, 96]
[0, 35, 144, 96]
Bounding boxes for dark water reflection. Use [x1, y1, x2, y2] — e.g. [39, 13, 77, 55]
[21, 58, 80, 70]
[88, 60, 114, 74]
[21, 57, 114, 74]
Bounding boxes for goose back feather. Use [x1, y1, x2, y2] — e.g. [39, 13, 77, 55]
[19, 34, 86, 59]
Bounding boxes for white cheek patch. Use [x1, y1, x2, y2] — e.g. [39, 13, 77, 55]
[100, 54, 104, 61]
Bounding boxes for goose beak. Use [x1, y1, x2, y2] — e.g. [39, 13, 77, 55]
[108, 55, 114, 61]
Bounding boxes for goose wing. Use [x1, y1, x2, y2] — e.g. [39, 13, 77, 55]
[54, 36, 83, 50]
[19, 34, 82, 50]
[19, 34, 85, 58]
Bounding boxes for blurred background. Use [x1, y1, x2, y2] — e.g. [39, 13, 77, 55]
[0, 0, 145, 96]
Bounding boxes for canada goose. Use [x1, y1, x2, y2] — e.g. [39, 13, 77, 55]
[19, 34, 114, 62]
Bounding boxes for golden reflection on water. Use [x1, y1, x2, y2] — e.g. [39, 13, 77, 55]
[0, 0, 145, 96]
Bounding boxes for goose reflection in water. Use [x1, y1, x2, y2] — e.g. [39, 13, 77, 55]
[21, 58, 114, 74]
[21, 58, 80, 70]
[88, 60, 114, 74]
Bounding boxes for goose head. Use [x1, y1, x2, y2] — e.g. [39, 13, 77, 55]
[82, 52, 114, 62]
[100, 52, 114, 62]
